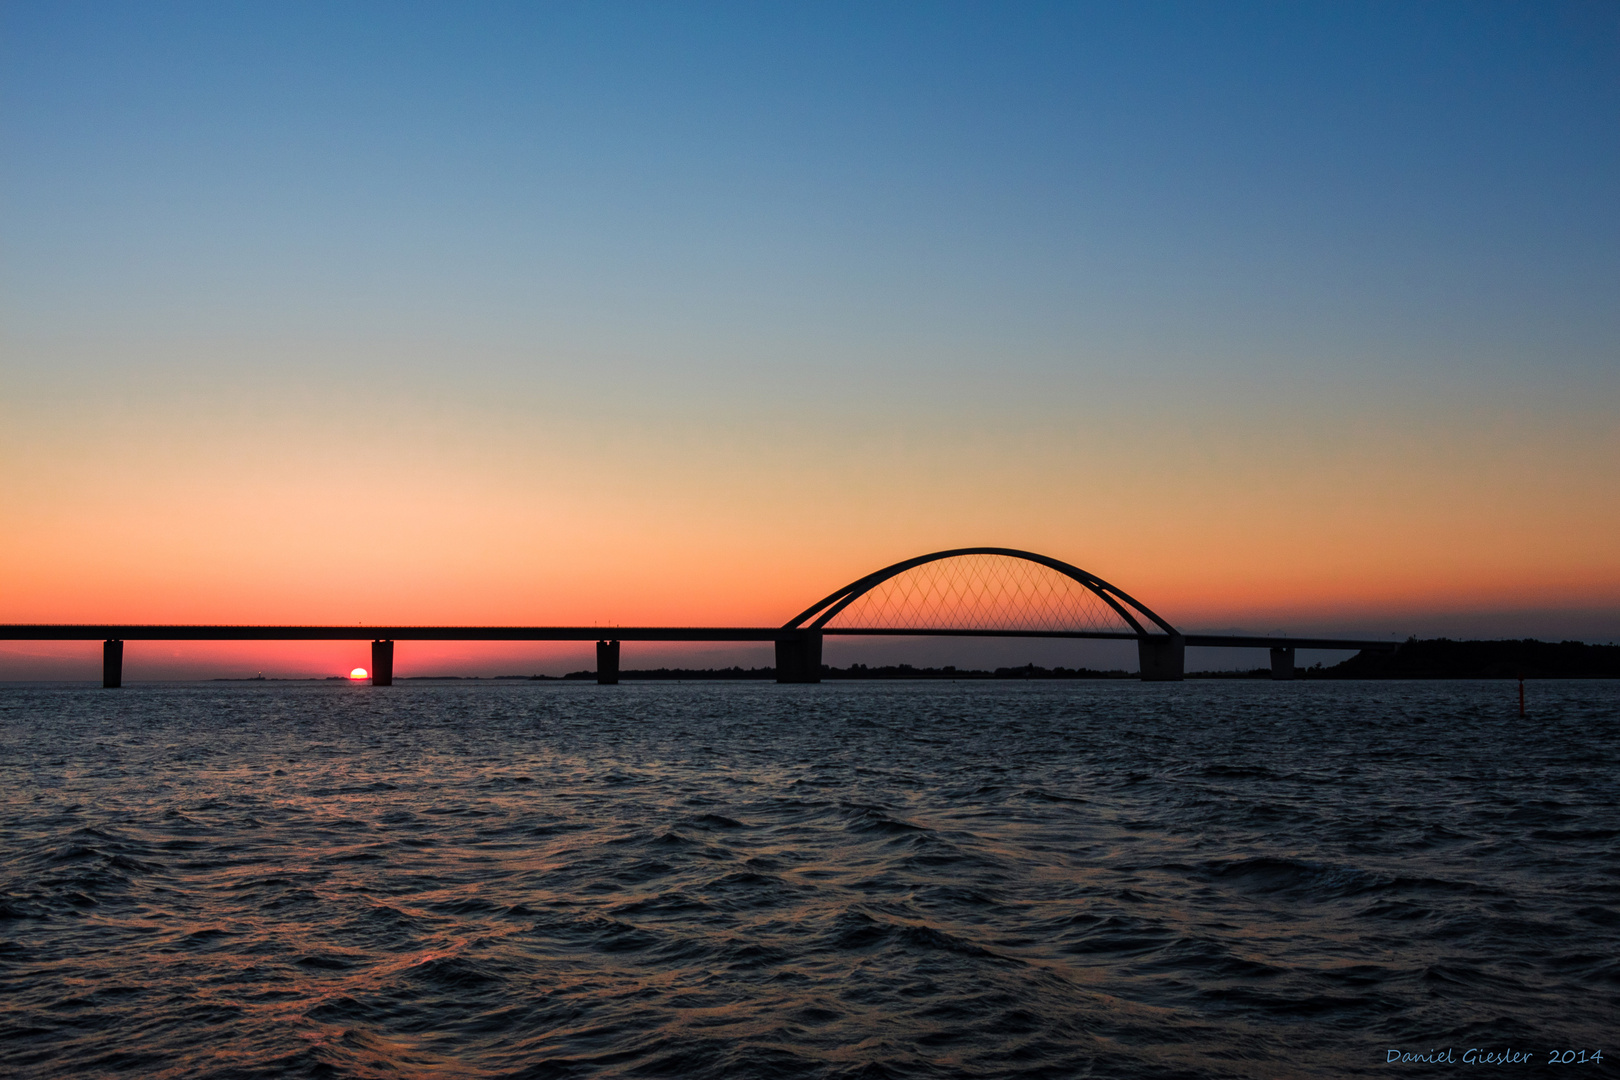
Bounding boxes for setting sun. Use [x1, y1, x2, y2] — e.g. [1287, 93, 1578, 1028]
[349, 667, 367, 680]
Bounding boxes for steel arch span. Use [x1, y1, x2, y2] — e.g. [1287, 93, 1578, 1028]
[774, 548, 1187, 682]
[784, 547, 1179, 637]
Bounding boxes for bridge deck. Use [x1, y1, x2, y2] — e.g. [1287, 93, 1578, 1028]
[0, 625, 1397, 650]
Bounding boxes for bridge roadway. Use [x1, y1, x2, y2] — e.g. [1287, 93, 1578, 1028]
[0, 624, 1399, 687]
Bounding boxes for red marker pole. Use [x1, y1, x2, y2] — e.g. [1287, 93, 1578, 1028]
[1518, 676, 1525, 718]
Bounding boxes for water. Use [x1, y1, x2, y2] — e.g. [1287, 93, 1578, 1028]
[1, 680, 1616, 1078]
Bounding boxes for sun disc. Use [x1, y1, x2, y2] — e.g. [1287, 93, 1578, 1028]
[350, 667, 368, 680]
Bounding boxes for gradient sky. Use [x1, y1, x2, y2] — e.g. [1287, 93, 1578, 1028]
[3, 1, 1617, 677]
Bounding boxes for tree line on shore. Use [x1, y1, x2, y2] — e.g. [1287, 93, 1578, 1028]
[520, 638, 1620, 681]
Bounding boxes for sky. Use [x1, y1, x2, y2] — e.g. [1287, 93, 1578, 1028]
[2, 1, 1617, 678]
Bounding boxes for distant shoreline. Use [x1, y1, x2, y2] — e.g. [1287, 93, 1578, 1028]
[198, 639, 1620, 682]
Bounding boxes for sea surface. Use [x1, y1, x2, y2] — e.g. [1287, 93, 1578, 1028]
[1, 680, 1617, 1079]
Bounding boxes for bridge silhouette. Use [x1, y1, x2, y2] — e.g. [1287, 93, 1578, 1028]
[0, 547, 1397, 687]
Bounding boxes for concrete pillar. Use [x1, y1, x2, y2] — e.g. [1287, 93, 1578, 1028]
[1270, 647, 1296, 680]
[1138, 634, 1184, 681]
[371, 640, 394, 686]
[596, 640, 620, 685]
[775, 631, 823, 684]
[102, 639, 123, 688]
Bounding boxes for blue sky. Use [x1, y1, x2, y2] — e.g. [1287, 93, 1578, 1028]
[7, 1, 1615, 371]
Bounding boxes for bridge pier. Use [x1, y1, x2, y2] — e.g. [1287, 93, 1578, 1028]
[1270, 646, 1295, 680]
[103, 639, 123, 688]
[775, 631, 822, 683]
[1138, 634, 1184, 681]
[371, 640, 394, 686]
[596, 640, 620, 684]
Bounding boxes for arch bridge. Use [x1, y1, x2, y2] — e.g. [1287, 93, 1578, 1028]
[0, 547, 1397, 686]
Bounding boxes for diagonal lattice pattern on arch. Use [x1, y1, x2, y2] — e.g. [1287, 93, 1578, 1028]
[821, 553, 1138, 633]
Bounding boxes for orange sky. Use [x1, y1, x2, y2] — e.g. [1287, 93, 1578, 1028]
[3, 352, 1616, 678]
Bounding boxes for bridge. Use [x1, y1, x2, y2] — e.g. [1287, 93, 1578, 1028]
[0, 547, 1398, 687]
